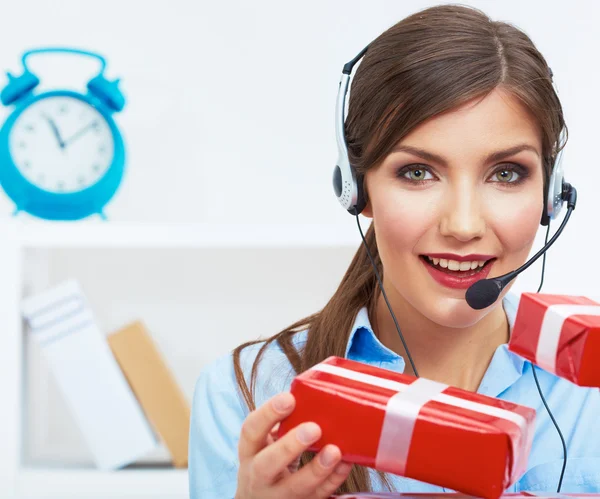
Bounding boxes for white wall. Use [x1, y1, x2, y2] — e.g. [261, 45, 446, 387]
[0, 0, 596, 281]
[0, 0, 596, 291]
[2, 0, 599, 466]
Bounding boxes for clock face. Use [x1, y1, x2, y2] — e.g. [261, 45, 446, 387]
[8, 95, 115, 193]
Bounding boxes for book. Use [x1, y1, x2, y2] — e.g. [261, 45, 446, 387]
[21, 279, 158, 470]
[108, 321, 191, 468]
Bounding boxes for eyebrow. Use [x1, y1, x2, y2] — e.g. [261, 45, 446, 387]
[390, 143, 540, 166]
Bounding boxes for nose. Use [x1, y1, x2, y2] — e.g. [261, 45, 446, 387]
[439, 184, 486, 242]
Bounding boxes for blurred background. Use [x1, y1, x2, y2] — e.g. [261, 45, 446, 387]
[0, 0, 598, 498]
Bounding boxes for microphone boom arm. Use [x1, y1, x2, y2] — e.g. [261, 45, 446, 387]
[465, 184, 576, 310]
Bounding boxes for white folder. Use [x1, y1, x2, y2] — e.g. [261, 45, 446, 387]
[21, 279, 158, 470]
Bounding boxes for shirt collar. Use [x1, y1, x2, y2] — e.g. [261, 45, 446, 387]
[344, 306, 406, 372]
[343, 292, 526, 396]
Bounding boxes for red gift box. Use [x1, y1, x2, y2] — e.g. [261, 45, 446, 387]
[279, 356, 536, 499]
[508, 293, 600, 386]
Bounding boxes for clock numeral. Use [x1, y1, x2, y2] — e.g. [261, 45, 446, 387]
[23, 161, 31, 169]
[19, 141, 26, 149]
[25, 124, 35, 132]
[92, 164, 101, 172]
[98, 145, 106, 154]
[77, 176, 86, 185]
[59, 104, 68, 115]
[37, 174, 45, 184]
[57, 181, 65, 191]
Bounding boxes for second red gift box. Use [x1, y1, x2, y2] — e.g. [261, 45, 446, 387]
[509, 293, 600, 387]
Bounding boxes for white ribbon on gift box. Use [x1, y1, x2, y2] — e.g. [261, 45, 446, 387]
[535, 304, 600, 373]
[310, 363, 529, 474]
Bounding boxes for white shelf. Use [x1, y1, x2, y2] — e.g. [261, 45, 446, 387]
[0, 217, 364, 497]
[0, 219, 366, 249]
[15, 467, 188, 499]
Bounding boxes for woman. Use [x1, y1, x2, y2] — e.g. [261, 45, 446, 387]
[189, 4, 600, 498]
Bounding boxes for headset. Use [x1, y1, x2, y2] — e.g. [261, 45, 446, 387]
[333, 45, 573, 226]
[334, 43, 577, 493]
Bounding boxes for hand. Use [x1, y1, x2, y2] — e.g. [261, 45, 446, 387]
[62, 120, 99, 148]
[42, 113, 65, 149]
[235, 392, 352, 499]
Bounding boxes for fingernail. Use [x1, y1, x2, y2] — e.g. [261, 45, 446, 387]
[319, 446, 339, 467]
[272, 393, 293, 413]
[296, 422, 321, 445]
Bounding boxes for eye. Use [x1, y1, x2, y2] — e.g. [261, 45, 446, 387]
[489, 163, 530, 185]
[492, 169, 519, 183]
[396, 165, 435, 183]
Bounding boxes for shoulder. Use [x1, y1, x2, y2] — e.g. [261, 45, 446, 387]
[530, 366, 600, 454]
[193, 329, 307, 413]
[188, 330, 307, 497]
[514, 367, 600, 493]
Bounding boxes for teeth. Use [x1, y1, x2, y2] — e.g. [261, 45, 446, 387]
[425, 256, 489, 271]
[448, 260, 460, 271]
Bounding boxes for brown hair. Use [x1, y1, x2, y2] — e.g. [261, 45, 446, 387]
[233, 3, 566, 493]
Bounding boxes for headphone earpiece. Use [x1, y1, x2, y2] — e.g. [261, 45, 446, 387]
[541, 131, 568, 226]
[353, 174, 367, 216]
[540, 194, 550, 227]
[332, 161, 366, 216]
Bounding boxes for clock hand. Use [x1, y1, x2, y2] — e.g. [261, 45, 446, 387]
[42, 113, 65, 149]
[63, 121, 99, 148]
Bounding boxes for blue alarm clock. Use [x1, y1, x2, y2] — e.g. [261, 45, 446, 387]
[0, 47, 126, 220]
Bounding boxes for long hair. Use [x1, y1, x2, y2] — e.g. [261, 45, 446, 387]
[233, 4, 566, 493]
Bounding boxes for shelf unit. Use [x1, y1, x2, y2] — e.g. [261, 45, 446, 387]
[15, 468, 188, 499]
[7, 219, 364, 248]
[0, 218, 363, 499]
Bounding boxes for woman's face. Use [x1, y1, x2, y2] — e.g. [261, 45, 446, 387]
[363, 88, 545, 327]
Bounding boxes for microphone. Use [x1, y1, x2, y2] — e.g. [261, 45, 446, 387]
[465, 183, 577, 310]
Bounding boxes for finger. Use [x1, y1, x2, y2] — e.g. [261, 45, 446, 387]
[314, 461, 353, 498]
[281, 444, 348, 497]
[252, 421, 321, 484]
[238, 392, 295, 461]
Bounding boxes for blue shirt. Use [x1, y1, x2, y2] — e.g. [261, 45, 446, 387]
[189, 293, 600, 498]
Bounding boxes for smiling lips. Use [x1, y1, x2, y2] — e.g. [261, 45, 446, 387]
[420, 253, 496, 289]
